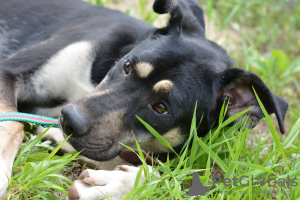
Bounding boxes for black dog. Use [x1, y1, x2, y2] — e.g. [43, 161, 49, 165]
[0, 0, 288, 199]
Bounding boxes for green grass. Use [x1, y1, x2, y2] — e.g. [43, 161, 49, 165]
[5, 0, 300, 199]
[198, 0, 300, 126]
[5, 127, 80, 200]
[121, 95, 300, 199]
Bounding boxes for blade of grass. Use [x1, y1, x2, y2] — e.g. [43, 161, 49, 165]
[232, 161, 277, 175]
[181, 102, 198, 154]
[219, 99, 229, 125]
[225, 120, 250, 179]
[136, 115, 179, 157]
[283, 117, 300, 148]
[254, 130, 262, 165]
[195, 136, 227, 172]
[46, 134, 72, 160]
[221, 3, 242, 29]
[253, 88, 290, 171]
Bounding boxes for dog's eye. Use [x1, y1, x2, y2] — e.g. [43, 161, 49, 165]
[152, 103, 168, 114]
[124, 60, 131, 74]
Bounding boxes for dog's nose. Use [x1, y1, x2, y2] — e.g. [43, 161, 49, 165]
[60, 105, 90, 136]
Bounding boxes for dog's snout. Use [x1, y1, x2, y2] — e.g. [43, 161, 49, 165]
[60, 105, 90, 137]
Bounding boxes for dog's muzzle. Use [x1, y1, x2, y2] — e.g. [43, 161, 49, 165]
[60, 104, 90, 137]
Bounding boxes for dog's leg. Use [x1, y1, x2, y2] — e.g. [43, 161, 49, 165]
[0, 121, 23, 197]
[0, 72, 24, 198]
[68, 165, 157, 200]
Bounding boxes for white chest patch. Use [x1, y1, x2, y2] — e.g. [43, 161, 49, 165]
[29, 41, 96, 102]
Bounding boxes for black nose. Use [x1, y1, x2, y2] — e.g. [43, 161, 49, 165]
[60, 104, 90, 136]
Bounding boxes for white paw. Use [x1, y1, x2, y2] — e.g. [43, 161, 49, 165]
[68, 165, 154, 200]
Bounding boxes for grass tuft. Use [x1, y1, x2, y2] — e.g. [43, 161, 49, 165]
[123, 100, 300, 199]
[6, 128, 79, 200]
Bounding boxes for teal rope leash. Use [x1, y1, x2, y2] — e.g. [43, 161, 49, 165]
[0, 112, 59, 128]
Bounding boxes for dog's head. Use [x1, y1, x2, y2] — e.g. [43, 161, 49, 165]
[60, 0, 288, 161]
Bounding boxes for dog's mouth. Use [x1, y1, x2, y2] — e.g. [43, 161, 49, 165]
[64, 133, 121, 161]
[59, 117, 121, 161]
[68, 136, 120, 161]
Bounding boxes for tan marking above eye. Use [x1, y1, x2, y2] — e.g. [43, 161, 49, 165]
[135, 62, 154, 78]
[153, 80, 173, 93]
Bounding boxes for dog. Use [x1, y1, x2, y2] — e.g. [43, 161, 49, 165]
[0, 0, 288, 199]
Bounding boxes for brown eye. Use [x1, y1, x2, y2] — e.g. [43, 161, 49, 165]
[124, 60, 131, 74]
[153, 103, 168, 114]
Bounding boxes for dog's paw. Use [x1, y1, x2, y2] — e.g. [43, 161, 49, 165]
[68, 165, 152, 200]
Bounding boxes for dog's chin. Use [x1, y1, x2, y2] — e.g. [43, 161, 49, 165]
[60, 127, 121, 161]
[79, 148, 120, 161]
[63, 136, 120, 161]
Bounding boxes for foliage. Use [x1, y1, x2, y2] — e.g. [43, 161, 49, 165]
[124, 98, 300, 199]
[5, 128, 79, 200]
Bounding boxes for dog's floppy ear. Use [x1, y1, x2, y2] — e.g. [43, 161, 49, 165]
[153, 0, 205, 36]
[211, 68, 288, 134]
